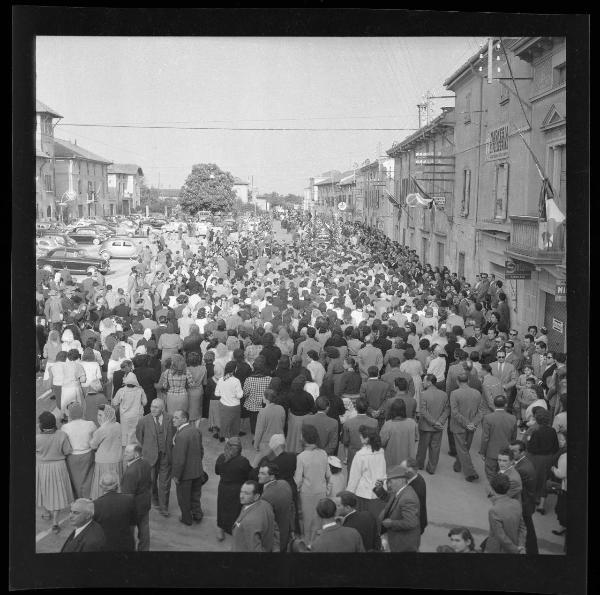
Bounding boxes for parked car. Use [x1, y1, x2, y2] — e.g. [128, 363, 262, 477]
[36, 231, 79, 248]
[89, 223, 118, 235]
[98, 237, 139, 259]
[68, 227, 108, 245]
[36, 221, 54, 231]
[36, 236, 61, 257]
[37, 247, 110, 275]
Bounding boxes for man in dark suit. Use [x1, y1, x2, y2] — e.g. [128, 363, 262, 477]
[400, 458, 428, 535]
[135, 398, 174, 517]
[335, 491, 380, 551]
[61, 498, 106, 552]
[310, 498, 364, 552]
[301, 396, 339, 455]
[450, 373, 483, 481]
[479, 395, 518, 481]
[510, 440, 539, 554]
[172, 409, 205, 526]
[359, 366, 394, 428]
[92, 472, 136, 552]
[342, 397, 378, 471]
[258, 461, 294, 552]
[121, 443, 153, 551]
[376, 465, 421, 552]
[417, 374, 449, 474]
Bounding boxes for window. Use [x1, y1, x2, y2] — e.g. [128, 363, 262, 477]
[422, 237, 429, 264]
[78, 205, 83, 218]
[553, 63, 566, 87]
[112, 241, 123, 247]
[51, 249, 66, 258]
[547, 143, 566, 214]
[437, 242, 445, 268]
[458, 252, 465, 278]
[43, 174, 53, 191]
[464, 92, 471, 124]
[461, 169, 471, 217]
[78, 179, 82, 195]
[494, 163, 509, 220]
[499, 83, 510, 104]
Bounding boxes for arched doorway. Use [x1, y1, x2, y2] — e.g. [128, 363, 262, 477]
[47, 205, 52, 219]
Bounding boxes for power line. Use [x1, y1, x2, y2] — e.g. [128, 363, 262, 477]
[56, 123, 419, 132]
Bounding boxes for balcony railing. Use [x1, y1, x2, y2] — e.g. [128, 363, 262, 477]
[506, 216, 565, 264]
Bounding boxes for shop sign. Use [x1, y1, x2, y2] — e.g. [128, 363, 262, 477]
[505, 259, 531, 279]
[552, 318, 564, 334]
[433, 196, 446, 209]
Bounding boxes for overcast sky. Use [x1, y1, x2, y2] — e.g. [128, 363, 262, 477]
[36, 36, 486, 195]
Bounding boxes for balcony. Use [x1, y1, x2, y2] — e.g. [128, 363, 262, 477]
[505, 216, 565, 265]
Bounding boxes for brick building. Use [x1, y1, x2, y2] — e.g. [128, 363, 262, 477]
[35, 100, 62, 221]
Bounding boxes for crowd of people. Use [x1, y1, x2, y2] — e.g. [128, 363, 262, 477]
[35, 210, 567, 553]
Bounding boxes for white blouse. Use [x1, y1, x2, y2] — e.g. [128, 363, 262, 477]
[215, 376, 243, 407]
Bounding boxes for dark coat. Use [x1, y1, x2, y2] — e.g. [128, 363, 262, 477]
[379, 484, 421, 552]
[479, 410, 518, 459]
[215, 453, 253, 534]
[133, 366, 160, 411]
[261, 479, 294, 552]
[449, 386, 483, 434]
[311, 524, 365, 552]
[408, 474, 428, 534]
[120, 457, 153, 519]
[418, 386, 450, 432]
[92, 491, 136, 551]
[301, 412, 339, 455]
[61, 520, 106, 552]
[171, 424, 204, 481]
[514, 454, 537, 516]
[342, 509, 380, 551]
[136, 412, 175, 466]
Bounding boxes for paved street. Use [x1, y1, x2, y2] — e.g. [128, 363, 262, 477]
[35, 220, 564, 554]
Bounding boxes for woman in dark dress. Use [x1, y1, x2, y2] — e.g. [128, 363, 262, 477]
[526, 408, 559, 514]
[214, 437, 252, 540]
[203, 351, 216, 422]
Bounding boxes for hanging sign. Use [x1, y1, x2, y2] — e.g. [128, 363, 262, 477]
[552, 318, 564, 333]
[433, 196, 446, 209]
[505, 259, 531, 279]
[555, 280, 567, 302]
[486, 123, 509, 161]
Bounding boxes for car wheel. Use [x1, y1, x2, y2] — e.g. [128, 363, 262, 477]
[100, 250, 110, 260]
[93, 238, 100, 245]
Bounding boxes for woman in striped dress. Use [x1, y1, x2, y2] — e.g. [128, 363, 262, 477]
[36, 411, 74, 534]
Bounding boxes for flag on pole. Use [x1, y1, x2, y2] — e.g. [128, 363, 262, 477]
[410, 177, 434, 209]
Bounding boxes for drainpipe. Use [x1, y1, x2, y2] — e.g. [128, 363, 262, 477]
[473, 72, 485, 273]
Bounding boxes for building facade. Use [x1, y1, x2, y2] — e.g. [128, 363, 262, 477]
[107, 164, 145, 215]
[387, 107, 456, 266]
[54, 139, 112, 221]
[233, 177, 249, 203]
[443, 37, 566, 346]
[35, 100, 62, 221]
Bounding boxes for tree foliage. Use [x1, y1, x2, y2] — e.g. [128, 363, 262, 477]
[257, 191, 303, 208]
[179, 163, 237, 216]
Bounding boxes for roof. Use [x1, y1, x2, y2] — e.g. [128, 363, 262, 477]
[36, 99, 62, 118]
[108, 163, 144, 176]
[339, 172, 356, 185]
[314, 170, 341, 185]
[54, 138, 112, 164]
[36, 148, 51, 159]
[386, 108, 455, 157]
[233, 177, 249, 185]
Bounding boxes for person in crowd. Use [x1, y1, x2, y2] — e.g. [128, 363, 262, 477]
[215, 360, 244, 441]
[484, 474, 526, 554]
[171, 409, 205, 526]
[60, 349, 87, 416]
[60, 498, 106, 552]
[185, 351, 206, 426]
[231, 480, 275, 552]
[308, 498, 365, 552]
[112, 372, 147, 447]
[89, 404, 123, 499]
[416, 374, 449, 474]
[258, 461, 294, 552]
[135, 398, 173, 518]
[359, 365, 394, 429]
[550, 430, 567, 541]
[286, 375, 316, 454]
[242, 356, 272, 435]
[380, 399, 418, 470]
[294, 425, 331, 542]
[342, 396, 378, 471]
[92, 471, 136, 552]
[437, 527, 477, 553]
[61, 402, 96, 499]
[301, 396, 339, 456]
[253, 388, 286, 465]
[47, 350, 68, 411]
[161, 353, 196, 415]
[335, 490, 380, 551]
[121, 443, 154, 551]
[36, 411, 74, 534]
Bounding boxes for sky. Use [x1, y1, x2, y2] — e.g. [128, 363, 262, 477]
[36, 36, 487, 195]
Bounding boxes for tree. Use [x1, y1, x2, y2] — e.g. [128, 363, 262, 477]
[257, 191, 303, 209]
[179, 163, 237, 216]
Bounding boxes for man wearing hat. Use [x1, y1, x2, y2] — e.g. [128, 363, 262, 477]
[375, 465, 421, 552]
[92, 472, 136, 552]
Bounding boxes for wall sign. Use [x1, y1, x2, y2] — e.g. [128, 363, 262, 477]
[505, 259, 532, 279]
[555, 280, 567, 302]
[486, 124, 509, 161]
[552, 318, 564, 334]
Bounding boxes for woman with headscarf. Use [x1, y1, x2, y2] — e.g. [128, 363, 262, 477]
[43, 329, 62, 368]
[286, 376, 317, 454]
[112, 372, 147, 446]
[186, 351, 206, 426]
[158, 321, 183, 367]
[61, 328, 82, 355]
[47, 350, 67, 410]
[214, 437, 252, 540]
[89, 404, 123, 499]
[106, 344, 127, 401]
[215, 360, 244, 442]
[80, 347, 103, 395]
[61, 349, 87, 416]
[36, 411, 74, 534]
[161, 353, 196, 414]
[61, 402, 96, 499]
